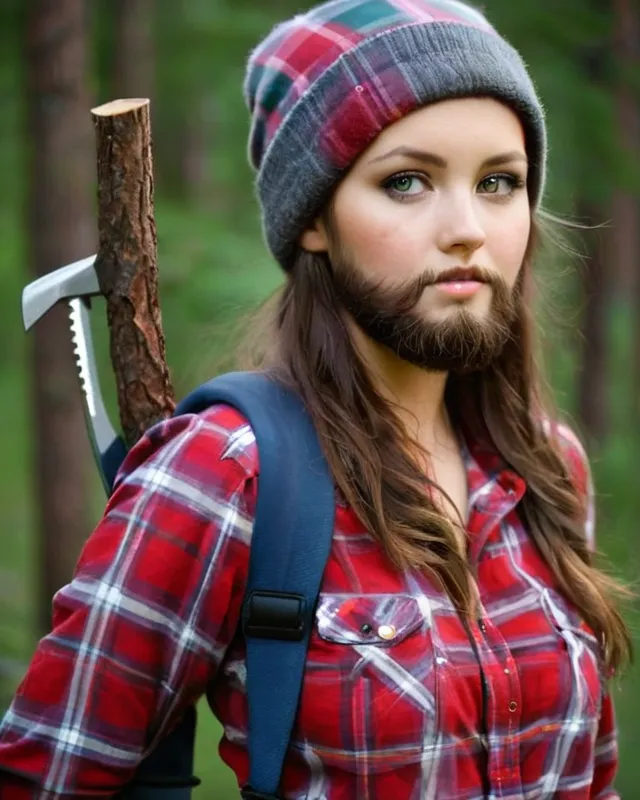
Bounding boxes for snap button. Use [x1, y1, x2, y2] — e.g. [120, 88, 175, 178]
[508, 701, 518, 713]
[377, 624, 396, 641]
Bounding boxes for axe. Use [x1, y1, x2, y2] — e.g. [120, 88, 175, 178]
[21, 98, 201, 797]
[21, 98, 175, 494]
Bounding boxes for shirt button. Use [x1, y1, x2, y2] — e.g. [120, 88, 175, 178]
[504, 668, 510, 675]
[378, 624, 396, 641]
[508, 701, 518, 713]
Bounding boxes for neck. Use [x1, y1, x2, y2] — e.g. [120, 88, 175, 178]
[349, 322, 452, 449]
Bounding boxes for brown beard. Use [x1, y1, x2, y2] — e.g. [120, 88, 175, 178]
[330, 255, 520, 373]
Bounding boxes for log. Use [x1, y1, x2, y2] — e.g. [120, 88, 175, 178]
[91, 98, 175, 447]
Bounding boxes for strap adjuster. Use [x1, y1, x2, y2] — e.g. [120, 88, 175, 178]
[241, 787, 284, 799]
[242, 591, 307, 641]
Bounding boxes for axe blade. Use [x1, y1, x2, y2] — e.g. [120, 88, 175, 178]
[68, 298, 127, 495]
[22, 254, 127, 494]
[22, 254, 99, 331]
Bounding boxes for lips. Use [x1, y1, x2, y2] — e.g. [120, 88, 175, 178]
[432, 266, 488, 299]
[434, 266, 486, 284]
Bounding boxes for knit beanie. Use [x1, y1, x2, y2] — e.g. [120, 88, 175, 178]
[244, 0, 546, 270]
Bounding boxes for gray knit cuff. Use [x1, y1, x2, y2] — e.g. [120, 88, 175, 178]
[255, 22, 546, 270]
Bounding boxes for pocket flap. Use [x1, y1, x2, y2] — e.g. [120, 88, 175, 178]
[316, 593, 424, 645]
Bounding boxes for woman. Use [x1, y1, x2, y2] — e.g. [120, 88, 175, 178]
[0, 0, 631, 797]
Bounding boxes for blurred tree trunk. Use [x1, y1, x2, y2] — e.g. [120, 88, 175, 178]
[576, 35, 611, 447]
[611, 0, 640, 414]
[179, 94, 216, 206]
[576, 205, 610, 446]
[25, 0, 95, 635]
[154, 0, 216, 205]
[115, 0, 215, 204]
[611, 0, 640, 298]
[112, 0, 155, 99]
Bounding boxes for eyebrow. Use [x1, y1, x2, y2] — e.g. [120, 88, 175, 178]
[367, 147, 528, 169]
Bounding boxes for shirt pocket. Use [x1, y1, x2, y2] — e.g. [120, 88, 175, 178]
[295, 593, 439, 773]
[316, 593, 424, 646]
[540, 588, 603, 723]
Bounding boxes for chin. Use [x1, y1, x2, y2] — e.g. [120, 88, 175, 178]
[428, 300, 491, 325]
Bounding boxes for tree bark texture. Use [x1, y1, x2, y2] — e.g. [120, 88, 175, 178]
[25, 0, 94, 634]
[92, 99, 175, 448]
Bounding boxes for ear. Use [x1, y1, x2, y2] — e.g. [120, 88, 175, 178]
[299, 217, 329, 253]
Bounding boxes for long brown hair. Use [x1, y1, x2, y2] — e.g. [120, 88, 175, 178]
[236, 215, 632, 674]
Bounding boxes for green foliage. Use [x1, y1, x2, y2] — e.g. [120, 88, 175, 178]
[1, 0, 639, 795]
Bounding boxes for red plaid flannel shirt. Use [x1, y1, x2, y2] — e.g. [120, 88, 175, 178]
[0, 404, 619, 798]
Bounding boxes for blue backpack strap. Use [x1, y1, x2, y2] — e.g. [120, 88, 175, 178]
[119, 371, 335, 799]
[120, 707, 199, 799]
[174, 371, 336, 798]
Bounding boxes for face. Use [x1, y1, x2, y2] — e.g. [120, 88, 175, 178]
[300, 97, 532, 373]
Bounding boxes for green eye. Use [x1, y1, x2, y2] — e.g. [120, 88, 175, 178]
[481, 176, 500, 193]
[393, 176, 416, 193]
[478, 174, 524, 196]
[384, 173, 426, 198]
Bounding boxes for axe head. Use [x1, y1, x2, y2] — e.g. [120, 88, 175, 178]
[21, 252, 126, 495]
[22, 254, 99, 330]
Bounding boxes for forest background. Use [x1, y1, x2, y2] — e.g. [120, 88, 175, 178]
[1, 0, 639, 796]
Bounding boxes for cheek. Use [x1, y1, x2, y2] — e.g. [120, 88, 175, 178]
[490, 210, 531, 285]
[332, 193, 427, 281]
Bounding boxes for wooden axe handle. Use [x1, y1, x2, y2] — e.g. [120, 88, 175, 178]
[91, 98, 175, 448]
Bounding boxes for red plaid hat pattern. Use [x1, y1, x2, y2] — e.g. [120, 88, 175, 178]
[243, 0, 546, 268]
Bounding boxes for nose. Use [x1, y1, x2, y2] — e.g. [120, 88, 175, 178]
[434, 191, 486, 258]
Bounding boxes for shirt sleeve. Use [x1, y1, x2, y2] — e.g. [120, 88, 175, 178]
[553, 422, 621, 798]
[0, 406, 257, 798]
[590, 690, 620, 799]
[553, 421, 595, 551]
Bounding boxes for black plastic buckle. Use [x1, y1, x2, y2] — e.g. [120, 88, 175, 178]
[240, 788, 284, 800]
[242, 591, 307, 641]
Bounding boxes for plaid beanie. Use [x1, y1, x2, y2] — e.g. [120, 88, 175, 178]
[244, 0, 546, 270]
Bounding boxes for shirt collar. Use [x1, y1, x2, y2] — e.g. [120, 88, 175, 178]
[457, 422, 527, 562]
